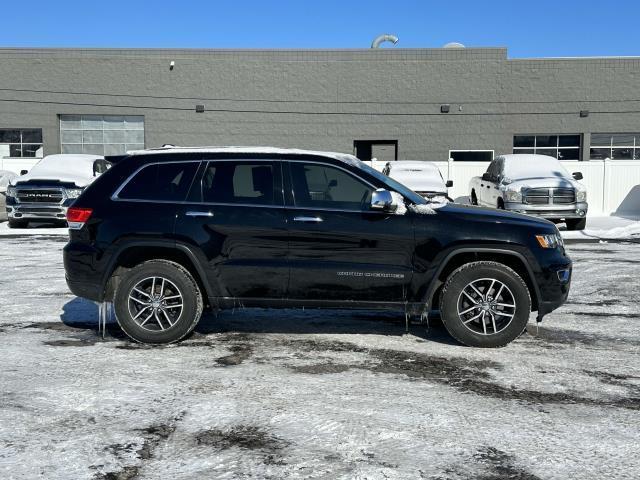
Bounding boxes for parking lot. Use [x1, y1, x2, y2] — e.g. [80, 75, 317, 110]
[0, 230, 639, 480]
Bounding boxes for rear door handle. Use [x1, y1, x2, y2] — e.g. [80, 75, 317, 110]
[186, 211, 214, 218]
[293, 216, 323, 223]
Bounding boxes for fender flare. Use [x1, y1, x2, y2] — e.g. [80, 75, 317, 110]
[425, 247, 541, 312]
[100, 240, 214, 301]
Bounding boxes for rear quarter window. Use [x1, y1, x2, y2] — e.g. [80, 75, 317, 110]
[118, 162, 199, 201]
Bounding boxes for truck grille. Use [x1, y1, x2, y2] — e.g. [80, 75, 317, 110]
[523, 188, 575, 205]
[15, 188, 64, 204]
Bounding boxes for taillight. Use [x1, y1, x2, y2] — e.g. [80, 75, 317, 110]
[66, 207, 93, 229]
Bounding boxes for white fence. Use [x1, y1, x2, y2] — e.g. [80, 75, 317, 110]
[371, 159, 640, 216]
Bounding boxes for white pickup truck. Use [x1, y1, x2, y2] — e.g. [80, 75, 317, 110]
[5, 154, 110, 228]
[469, 154, 588, 230]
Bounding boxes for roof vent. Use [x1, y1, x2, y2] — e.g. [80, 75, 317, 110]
[443, 42, 465, 49]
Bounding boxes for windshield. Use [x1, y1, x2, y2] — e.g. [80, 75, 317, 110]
[358, 162, 427, 204]
[503, 156, 572, 181]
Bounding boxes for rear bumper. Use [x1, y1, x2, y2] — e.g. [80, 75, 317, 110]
[505, 201, 588, 220]
[64, 242, 103, 302]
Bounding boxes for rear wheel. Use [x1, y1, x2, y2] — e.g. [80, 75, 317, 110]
[8, 219, 28, 229]
[439, 261, 531, 347]
[471, 191, 478, 205]
[565, 218, 586, 231]
[113, 260, 203, 344]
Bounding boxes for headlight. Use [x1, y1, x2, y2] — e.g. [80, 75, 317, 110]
[576, 190, 587, 202]
[535, 233, 564, 249]
[6, 186, 16, 198]
[65, 188, 83, 199]
[504, 188, 522, 202]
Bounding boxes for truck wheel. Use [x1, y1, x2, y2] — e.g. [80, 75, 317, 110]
[113, 260, 203, 344]
[565, 218, 586, 231]
[439, 261, 531, 348]
[471, 191, 478, 205]
[8, 219, 28, 229]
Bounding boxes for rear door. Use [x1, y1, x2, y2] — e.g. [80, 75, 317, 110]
[174, 158, 289, 299]
[284, 159, 414, 303]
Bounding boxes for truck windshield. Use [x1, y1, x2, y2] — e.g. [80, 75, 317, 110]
[358, 162, 427, 205]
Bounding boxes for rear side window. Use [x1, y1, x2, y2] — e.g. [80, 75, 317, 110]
[201, 161, 276, 205]
[118, 162, 199, 201]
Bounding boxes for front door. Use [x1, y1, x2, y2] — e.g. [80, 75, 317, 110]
[284, 160, 414, 303]
[175, 158, 289, 299]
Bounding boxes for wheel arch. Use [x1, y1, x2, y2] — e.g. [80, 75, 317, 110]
[426, 248, 540, 313]
[101, 241, 214, 306]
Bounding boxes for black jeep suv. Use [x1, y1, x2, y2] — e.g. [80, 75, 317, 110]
[63, 147, 571, 347]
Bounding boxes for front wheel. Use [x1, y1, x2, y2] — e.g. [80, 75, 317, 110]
[439, 261, 531, 347]
[113, 260, 203, 344]
[565, 218, 586, 231]
[8, 219, 28, 229]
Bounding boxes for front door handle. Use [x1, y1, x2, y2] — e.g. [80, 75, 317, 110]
[293, 216, 323, 223]
[186, 211, 214, 218]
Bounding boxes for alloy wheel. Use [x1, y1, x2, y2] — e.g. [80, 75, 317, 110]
[127, 276, 184, 332]
[456, 278, 516, 335]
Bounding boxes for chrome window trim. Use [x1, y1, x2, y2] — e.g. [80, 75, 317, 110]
[111, 157, 399, 216]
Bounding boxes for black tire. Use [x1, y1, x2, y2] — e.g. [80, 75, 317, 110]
[8, 219, 28, 229]
[439, 261, 531, 348]
[565, 218, 586, 231]
[113, 260, 203, 344]
[471, 191, 478, 205]
[497, 199, 505, 209]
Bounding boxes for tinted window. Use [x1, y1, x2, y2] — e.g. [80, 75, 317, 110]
[119, 162, 198, 201]
[290, 162, 373, 210]
[201, 161, 275, 205]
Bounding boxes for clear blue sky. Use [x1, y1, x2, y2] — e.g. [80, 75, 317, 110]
[2, 0, 638, 58]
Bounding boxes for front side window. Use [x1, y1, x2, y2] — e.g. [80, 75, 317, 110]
[290, 162, 373, 211]
[118, 162, 198, 201]
[200, 161, 276, 206]
[590, 133, 640, 160]
[60, 115, 144, 156]
[513, 134, 581, 160]
[0, 128, 43, 158]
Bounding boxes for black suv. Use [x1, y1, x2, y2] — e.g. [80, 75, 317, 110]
[63, 147, 572, 347]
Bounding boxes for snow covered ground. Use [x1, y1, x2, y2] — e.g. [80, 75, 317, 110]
[559, 215, 640, 241]
[0, 234, 639, 479]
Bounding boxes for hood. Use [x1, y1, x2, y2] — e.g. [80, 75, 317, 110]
[11, 154, 102, 188]
[506, 176, 579, 190]
[390, 172, 447, 193]
[433, 202, 556, 230]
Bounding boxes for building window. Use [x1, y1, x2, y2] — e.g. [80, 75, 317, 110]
[449, 150, 494, 162]
[60, 115, 144, 156]
[590, 133, 640, 160]
[513, 134, 581, 160]
[0, 129, 43, 159]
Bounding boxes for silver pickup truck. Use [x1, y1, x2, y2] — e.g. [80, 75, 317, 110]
[469, 154, 588, 230]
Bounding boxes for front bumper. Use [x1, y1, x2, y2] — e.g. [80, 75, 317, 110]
[505, 201, 588, 220]
[6, 197, 75, 221]
[533, 253, 572, 320]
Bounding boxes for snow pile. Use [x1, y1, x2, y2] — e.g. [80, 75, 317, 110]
[502, 154, 572, 181]
[390, 191, 407, 215]
[560, 216, 640, 240]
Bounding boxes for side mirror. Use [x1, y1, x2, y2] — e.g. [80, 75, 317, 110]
[93, 159, 111, 177]
[370, 188, 398, 213]
[572, 172, 583, 181]
[481, 173, 492, 181]
[20, 170, 28, 175]
[445, 180, 453, 188]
